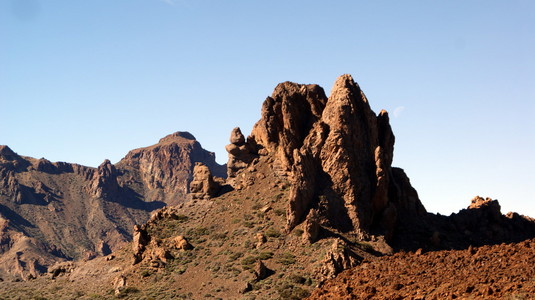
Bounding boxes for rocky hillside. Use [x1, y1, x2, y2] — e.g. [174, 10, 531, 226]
[0, 74, 533, 299]
[0, 132, 225, 281]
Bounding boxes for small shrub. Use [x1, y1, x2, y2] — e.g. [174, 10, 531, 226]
[356, 241, 374, 252]
[175, 214, 189, 222]
[116, 287, 140, 298]
[292, 229, 304, 237]
[288, 274, 306, 285]
[274, 209, 285, 217]
[265, 228, 281, 238]
[241, 256, 257, 268]
[278, 253, 296, 265]
[211, 232, 227, 240]
[228, 252, 243, 261]
[257, 251, 274, 260]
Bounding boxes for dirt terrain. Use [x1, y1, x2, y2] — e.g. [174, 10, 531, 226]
[310, 239, 535, 299]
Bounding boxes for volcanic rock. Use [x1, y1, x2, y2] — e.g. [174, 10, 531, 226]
[189, 162, 220, 199]
[303, 208, 320, 243]
[233, 74, 427, 242]
[225, 127, 257, 180]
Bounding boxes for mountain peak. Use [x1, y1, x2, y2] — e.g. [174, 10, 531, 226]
[158, 131, 196, 144]
[0, 145, 20, 161]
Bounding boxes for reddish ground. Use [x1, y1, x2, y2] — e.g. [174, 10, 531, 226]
[309, 239, 535, 300]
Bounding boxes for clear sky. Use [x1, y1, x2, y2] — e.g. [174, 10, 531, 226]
[1, 0, 534, 217]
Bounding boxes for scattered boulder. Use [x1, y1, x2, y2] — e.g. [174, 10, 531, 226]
[48, 261, 76, 279]
[148, 239, 173, 265]
[239, 281, 253, 294]
[172, 235, 193, 251]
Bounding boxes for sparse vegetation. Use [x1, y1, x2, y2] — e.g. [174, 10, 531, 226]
[292, 229, 304, 237]
[265, 227, 281, 238]
[274, 209, 286, 216]
[278, 253, 297, 265]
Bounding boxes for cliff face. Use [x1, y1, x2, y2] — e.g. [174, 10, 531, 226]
[0, 132, 225, 280]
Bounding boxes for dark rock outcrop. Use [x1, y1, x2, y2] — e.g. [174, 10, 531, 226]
[232, 74, 427, 242]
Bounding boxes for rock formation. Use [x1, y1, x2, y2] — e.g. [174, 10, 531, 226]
[228, 74, 426, 242]
[189, 162, 221, 199]
[225, 127, 257, 179]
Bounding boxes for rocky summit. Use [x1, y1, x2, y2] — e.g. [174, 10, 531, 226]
[0, 75, 533, 299]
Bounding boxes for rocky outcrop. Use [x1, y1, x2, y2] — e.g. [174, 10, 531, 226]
[225, 127, 257, 179]
[132, 225, 150, 265]
[303, 209, 320, 243]
[319, 239, 361, 282]
[189, 163, 220, 199]
[232, 74, 426, 242]
[249, 83, 327, 175]
[253, 260, 271, 281]
[90, 159, 120, 198]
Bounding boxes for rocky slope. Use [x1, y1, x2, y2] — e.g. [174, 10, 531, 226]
[0, 132, 225, 281]
[0, 74, 533, 299]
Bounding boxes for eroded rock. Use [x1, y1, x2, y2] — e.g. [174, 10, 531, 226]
[189, 162, 220, 199]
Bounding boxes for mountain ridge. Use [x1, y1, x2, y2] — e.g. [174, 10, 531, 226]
[0, 131, 225, 281]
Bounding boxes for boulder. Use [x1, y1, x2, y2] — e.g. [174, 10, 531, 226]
[172, 235, 193, 250]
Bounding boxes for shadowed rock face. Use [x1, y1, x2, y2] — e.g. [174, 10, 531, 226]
[230, 74, 426, 241]
[0, 132, 225, 280]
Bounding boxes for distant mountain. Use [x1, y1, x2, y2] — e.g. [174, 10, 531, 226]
[0, 132, 225, 280]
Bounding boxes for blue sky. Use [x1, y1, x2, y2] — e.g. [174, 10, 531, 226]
[1, 0, 534, 217]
